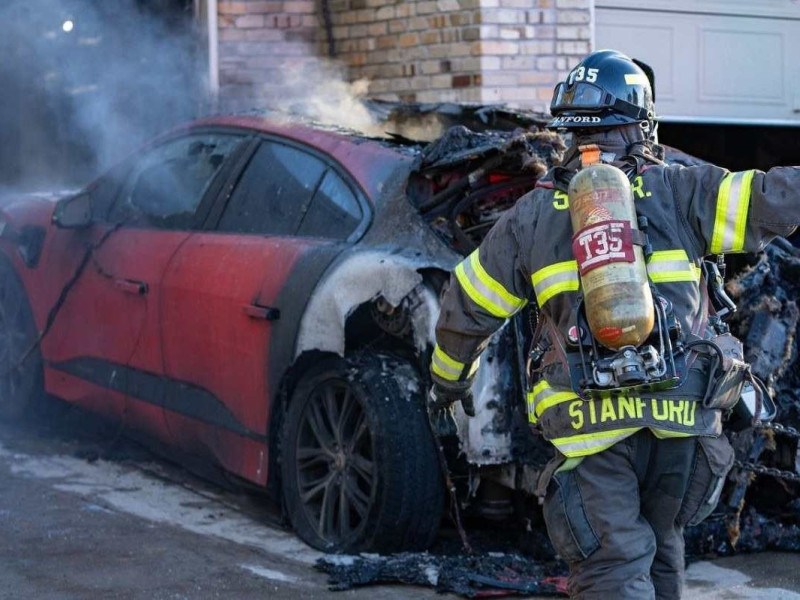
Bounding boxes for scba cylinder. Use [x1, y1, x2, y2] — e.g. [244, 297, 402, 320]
[568, 161, 654, 350]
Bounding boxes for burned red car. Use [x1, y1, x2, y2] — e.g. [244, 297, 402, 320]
[0, 109, 563, 552]
[3, 109, 797, 559]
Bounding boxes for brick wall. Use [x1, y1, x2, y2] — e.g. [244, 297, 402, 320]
[479, 0, 592, 109]
[214, 0, 593, 113]
[217, 0, 321, 112]
[322, 0, 484, 103]
[322, 0, 593, 111]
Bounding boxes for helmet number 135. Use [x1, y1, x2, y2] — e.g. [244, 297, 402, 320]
[568, 67, 599, 84]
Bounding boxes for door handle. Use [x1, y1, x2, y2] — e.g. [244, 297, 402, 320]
[244, 303, 280, 320]
[115, 278, 148, 295]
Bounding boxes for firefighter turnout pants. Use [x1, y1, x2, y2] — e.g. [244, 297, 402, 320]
[537, 429, 734, 599]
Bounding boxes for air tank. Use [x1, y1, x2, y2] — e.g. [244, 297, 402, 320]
[568, 147, 654, 350]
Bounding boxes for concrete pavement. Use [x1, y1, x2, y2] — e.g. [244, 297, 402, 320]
[0, 414, 797, 599]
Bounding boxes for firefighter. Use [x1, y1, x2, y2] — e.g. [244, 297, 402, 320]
[430, 49, 800, 599]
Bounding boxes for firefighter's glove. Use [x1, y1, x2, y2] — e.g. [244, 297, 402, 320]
[429, 380, 476, 417]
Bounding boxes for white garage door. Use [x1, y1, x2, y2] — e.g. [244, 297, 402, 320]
[595, 0, 800, 124]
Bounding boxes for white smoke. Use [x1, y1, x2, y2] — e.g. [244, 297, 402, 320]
[0, 0, 435, 197]
[0, 0, 202, 192]
[268, 61, 383, 136]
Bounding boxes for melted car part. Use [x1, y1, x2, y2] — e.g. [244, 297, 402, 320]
[685, 507, 800, 557]
[691, 239, 800, 551]
[363, 99, 551, 142]
[410, 127, 565, 253]
[316, 551, 567, 597]
[728, 242, 800, 441]
[370, 295, 413, 337]
[453, 322, 518, 465]
[294, 251, 443, 359]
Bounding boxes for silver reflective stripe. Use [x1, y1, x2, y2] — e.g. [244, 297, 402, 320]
[549, 427, 641, 458]
[711, 170, 754, 253]
[646, 250, 700, 283]
[531, 260, 579, 305]
[531, 380, 578, 419]
[431, 344, 464, 382]
[455, 251, 525, 318]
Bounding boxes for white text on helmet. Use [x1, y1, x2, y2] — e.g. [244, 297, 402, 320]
[568, 67, 599, 85]
[552, 116, 602, 124]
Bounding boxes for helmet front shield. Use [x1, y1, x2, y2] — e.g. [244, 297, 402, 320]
[549, 81, 653, 127]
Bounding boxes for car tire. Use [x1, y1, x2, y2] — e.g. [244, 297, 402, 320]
[0, 258, 44, 421]
[281, 352, 444, 553]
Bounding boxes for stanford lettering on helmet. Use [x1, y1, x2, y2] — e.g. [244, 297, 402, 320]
[552, 116, 603, 124]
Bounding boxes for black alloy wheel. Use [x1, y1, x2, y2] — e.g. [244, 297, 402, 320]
[281, 353, 444, 553]
[293, 375, 376, 545]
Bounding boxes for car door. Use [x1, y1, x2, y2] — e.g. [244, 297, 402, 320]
[159, 137, 368, 484]
[43, 131, 247, 435]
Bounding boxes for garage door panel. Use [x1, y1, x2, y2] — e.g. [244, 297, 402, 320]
[595, 23, 676, 100]
[596, 0, 800, 19]
[595, 10, 695, 114]
[700, 29, 784, 104]
[596, 6, 800, 123]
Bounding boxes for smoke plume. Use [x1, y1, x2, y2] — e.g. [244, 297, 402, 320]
[0, 0, 203, 192]
[0, 0, 439, 197]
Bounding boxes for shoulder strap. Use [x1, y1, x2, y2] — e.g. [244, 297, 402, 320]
[551, 167, 575, 193]
[549, 142, 664, 191]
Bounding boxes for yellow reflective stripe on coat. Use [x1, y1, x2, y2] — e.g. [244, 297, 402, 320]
[710, 170, 756, 253]
[549, 427, 641, 458]
[646, 250, 701, 283]
[455, 250, 526, 318]
[650, 428, 695, 439]
[526, 391, 536, 423]
[531, 380, 579, 419]
[531, 260, 579, 305]
[431, 344, 477, 382]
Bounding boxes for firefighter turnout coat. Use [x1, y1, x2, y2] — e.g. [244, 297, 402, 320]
[432, 149, 800, 458]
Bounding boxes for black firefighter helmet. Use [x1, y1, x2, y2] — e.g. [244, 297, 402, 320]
[548, 49, 657, 138]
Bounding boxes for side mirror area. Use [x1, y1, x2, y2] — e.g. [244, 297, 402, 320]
[53, 192, 92, 229]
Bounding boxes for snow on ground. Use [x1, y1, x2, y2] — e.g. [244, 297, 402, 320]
[0, 441, 320, 565]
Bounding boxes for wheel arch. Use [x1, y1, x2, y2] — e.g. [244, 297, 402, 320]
[292, 250, 453, 366]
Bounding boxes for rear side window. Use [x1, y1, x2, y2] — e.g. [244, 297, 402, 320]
[297, 171, 363, 239]
[217, 142, 326, 236]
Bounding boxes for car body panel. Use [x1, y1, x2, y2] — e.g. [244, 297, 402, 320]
[159, 232, 340, 481]
[0, 117, 462, 489]
[41, 227, 190, 428]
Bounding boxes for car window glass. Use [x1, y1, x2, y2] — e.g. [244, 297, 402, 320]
[88, 159, 131, 221]
[297, 171, 363, 239]
[217, 142, 326, 235]
[109, 134, 241, 228]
